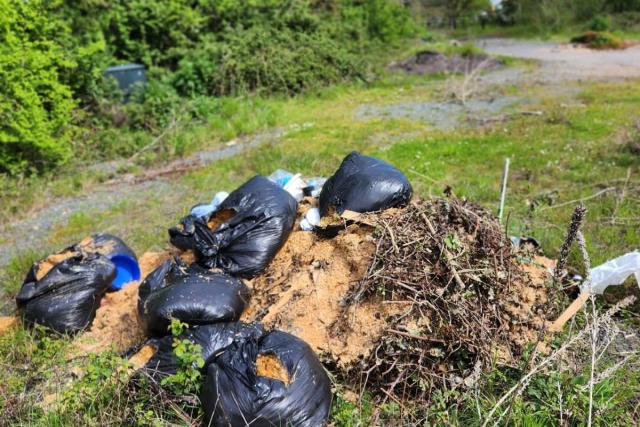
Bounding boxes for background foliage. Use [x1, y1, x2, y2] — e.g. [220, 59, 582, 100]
[0, 0, 416, 174]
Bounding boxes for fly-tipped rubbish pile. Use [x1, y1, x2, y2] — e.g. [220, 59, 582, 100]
[343, 198, 553, 402]
[6, 152, 560, 426]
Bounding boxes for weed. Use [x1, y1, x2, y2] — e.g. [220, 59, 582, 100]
[160, 320, 204, 396]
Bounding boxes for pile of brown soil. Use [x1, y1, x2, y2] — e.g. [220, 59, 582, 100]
[242, 217, 396, 367]
[389, 50, 503, 75]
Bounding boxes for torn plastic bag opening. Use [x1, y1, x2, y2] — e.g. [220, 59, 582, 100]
[137, 258, 250, 337]
[16, 253, 116, 334]
[169, 176, 297, 277]
[202, 329, 332, 427]
[319, 151, 412, 216]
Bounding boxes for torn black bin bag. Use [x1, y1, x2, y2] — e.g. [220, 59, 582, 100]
[142, 322, 265, 380]
[77, 232, 137, 260]
[169, 176, 297, 277]
[21, 232, 135, 284]
[202, 330, 332, 427]
[137, 258, 251, 337]
[16, 253, 116, 334]
[319, 151, 412, 216]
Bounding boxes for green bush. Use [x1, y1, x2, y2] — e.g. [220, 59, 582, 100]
[0, 0, 417, 173]
[173, 28, 364, 97]
[589, 14, 611, 31]
[0, 0, 76, 173]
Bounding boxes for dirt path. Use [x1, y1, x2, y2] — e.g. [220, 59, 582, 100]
[479, 38, 640, 81]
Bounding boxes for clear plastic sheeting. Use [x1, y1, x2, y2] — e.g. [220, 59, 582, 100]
[582, 251, 640, 295]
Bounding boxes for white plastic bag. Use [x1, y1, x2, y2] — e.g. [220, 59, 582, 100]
[582, 251, 640, 294]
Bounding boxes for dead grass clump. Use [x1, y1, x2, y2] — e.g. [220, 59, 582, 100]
[346, 198, 553, 401]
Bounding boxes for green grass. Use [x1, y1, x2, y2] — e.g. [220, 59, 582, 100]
[1, 50, 639, 424]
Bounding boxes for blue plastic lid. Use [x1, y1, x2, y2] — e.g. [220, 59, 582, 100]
[109, 254, 141, 290]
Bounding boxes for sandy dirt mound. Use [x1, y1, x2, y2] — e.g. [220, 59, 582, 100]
[0, 316, 18, 334]
[242, 220, 398, 367]
[74, 249, 194, 355]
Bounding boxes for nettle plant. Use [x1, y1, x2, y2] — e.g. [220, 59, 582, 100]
[161, 319, 204, 396]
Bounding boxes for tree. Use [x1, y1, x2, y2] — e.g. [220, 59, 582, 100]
[421, 0, 491, 29]
[0, 0, 76, 173]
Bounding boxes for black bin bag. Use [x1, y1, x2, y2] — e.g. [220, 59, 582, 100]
[202, 329, 332, 427]
[319, 151, 413, 216]
[137, 258, 251, 337]
[78, 232, 138, 260]
[142, 322, 265, 379]
[169, 176, 297, 277]
[16, 253, 116, 334]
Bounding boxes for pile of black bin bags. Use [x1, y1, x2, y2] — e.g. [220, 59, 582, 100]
[141, 154, 411, 426]
[14, 152, 412, 426]
[146, 175, 333, 426]
[16, 233, 136, 334]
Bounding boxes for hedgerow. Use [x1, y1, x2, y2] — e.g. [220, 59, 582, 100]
[1, 0, 416, 173]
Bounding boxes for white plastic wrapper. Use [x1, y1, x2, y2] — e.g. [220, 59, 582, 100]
[191, 191, 230, 218]
[582, 251, 640, 294]
[283, 173, 307, 202]
[300, 208, 320, 231]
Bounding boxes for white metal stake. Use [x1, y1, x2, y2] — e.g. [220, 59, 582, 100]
[498, 158, 510, 224]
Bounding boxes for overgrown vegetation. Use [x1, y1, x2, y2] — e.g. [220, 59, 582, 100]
[0, 0, 76, 174]
[0, 0, 417, 174]
[160, 320, 204, 397]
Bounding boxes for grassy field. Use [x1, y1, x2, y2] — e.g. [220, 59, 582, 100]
[1, 41, 639, 425]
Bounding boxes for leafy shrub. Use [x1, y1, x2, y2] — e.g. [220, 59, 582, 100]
[1, 0, 417, 172]
[161, 320, 204, 396]
[0, 0, 76, 173]
[173, 28, 364, 97]
[589, 14, 611, 31]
